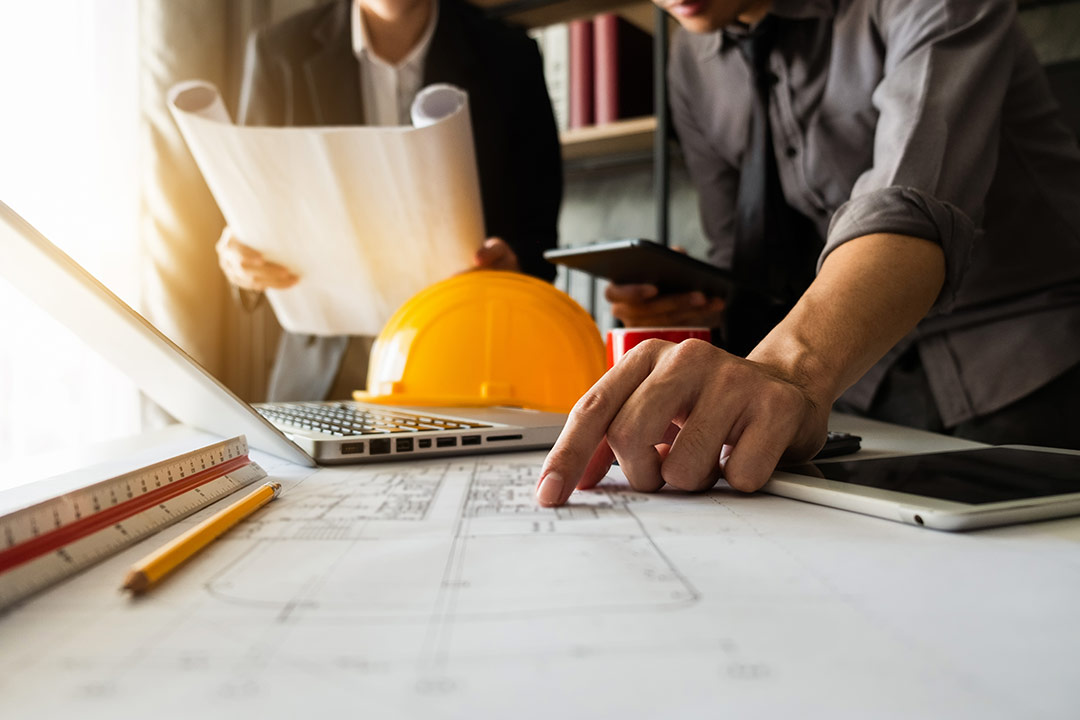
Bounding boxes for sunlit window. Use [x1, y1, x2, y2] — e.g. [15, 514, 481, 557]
[0, 1, 141, 480]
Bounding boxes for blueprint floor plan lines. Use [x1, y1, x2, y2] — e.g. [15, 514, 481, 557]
[233, 465, 449, 536]
[201, 458, 699, 626]
[3, 438, 1080, 719]
[460, 460, 649, 520]
[417, 459, 701, 674]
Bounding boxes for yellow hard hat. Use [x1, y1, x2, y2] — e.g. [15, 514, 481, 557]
[354, 270, 605, 413]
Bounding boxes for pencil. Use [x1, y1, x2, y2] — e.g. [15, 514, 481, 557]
[122, 481, 281, 594]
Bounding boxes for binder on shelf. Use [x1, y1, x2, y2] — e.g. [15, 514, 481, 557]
[531, 24, 570, 133]
[593, 13, 654, 125]
[569, 18, 595, 128]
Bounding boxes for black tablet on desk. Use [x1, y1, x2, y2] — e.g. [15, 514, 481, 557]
[544, 239, 732, 298]
[766, 445, 1080, 531]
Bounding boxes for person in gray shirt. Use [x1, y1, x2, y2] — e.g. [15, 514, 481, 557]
[535, 0, 1080, 507]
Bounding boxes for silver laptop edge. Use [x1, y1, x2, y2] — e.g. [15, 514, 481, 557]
[0, 200, 564, 467]
[280, 404, 563, 464]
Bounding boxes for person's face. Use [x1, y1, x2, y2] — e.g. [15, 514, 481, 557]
[652, 0, 773, 33]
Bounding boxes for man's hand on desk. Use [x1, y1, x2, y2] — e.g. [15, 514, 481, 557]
[606, 282, 726, 328]
[216, 226, 299, 291]
[535, 339, 829, 507]
[537, 233, 948, 508]
[471, 237, 521, 272]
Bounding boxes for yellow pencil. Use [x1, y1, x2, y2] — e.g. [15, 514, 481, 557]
[122, 481, 281, 594]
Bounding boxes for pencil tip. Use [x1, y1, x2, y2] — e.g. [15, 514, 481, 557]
[122, 570, 150, 594]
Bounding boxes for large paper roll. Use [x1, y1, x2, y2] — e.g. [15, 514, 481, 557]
[168, 80, 484, 336]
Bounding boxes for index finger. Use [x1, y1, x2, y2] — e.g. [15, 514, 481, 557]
[230, 240, 265, 262]
[536, 340, 666, 506]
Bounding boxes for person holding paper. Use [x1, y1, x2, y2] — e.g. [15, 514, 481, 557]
[535, 0, 1080, 507]
[216, 0, 562, 402]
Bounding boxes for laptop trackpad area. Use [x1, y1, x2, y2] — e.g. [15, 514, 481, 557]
[420, 406, 568, 429]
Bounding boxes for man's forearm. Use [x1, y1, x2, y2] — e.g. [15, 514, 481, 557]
[748, 232, 946, 409]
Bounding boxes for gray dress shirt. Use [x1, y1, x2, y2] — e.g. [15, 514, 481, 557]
[669, 0, 1080, 426]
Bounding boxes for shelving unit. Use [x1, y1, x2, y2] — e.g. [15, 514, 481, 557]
[475, 0, 672, 245]
[472, 0, 636, 30]
[472, 0, 663, 161]
[559, 115, 656, 160]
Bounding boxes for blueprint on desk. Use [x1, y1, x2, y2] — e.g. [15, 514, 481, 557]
[2, 449, 1079, 719]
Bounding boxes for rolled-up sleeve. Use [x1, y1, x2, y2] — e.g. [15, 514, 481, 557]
[821, 0, 1017, 313]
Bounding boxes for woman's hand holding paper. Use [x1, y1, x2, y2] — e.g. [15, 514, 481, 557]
[216, 227, 299, 291]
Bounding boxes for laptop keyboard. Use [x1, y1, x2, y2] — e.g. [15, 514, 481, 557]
[257, 402, 492, 437]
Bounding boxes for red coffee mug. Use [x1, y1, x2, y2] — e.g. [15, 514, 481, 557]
[606, 327, 712, 368]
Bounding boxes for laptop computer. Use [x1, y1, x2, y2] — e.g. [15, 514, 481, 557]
[0, 200, 566, 467]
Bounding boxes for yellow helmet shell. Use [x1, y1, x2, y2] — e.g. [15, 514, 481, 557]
[355, 271, 605, 413]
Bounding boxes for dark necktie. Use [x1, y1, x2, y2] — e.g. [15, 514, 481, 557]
[724, 17, 820, 357]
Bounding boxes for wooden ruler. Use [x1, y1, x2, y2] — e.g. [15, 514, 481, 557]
[0, 436, 266, 611]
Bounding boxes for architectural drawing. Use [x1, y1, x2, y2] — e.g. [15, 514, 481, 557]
[208, 459, 695, 627]
[1, 451, 1077, 718]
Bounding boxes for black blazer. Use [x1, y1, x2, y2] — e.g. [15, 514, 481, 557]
[237, 0, 563, 280]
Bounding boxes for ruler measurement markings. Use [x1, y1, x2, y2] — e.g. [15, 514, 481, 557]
[2, 451, 253, 553]
[7, 443, 239, 533]
[0, 438, 264, 610]
[0, 457, 251, 574]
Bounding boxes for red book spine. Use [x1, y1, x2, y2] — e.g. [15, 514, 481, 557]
[569, 19, 594, 128]
[593, 14, 619, 126]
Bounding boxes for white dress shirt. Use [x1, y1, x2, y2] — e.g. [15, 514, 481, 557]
[351, 0, 438, 126]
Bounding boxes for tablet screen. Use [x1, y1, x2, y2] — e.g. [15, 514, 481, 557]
[799, 448, 1080, 505]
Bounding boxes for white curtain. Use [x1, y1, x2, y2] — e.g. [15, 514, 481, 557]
[0, 0, 324, 477]
[0, 1, 142, 467]
[137, 0, 318, 413]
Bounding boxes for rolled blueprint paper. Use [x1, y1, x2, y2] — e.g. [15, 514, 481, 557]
[168, 80, 484, 337]
[410, 84, 468, 129]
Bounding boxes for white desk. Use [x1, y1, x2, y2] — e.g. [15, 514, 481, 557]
[1, 416, 1078, 719]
